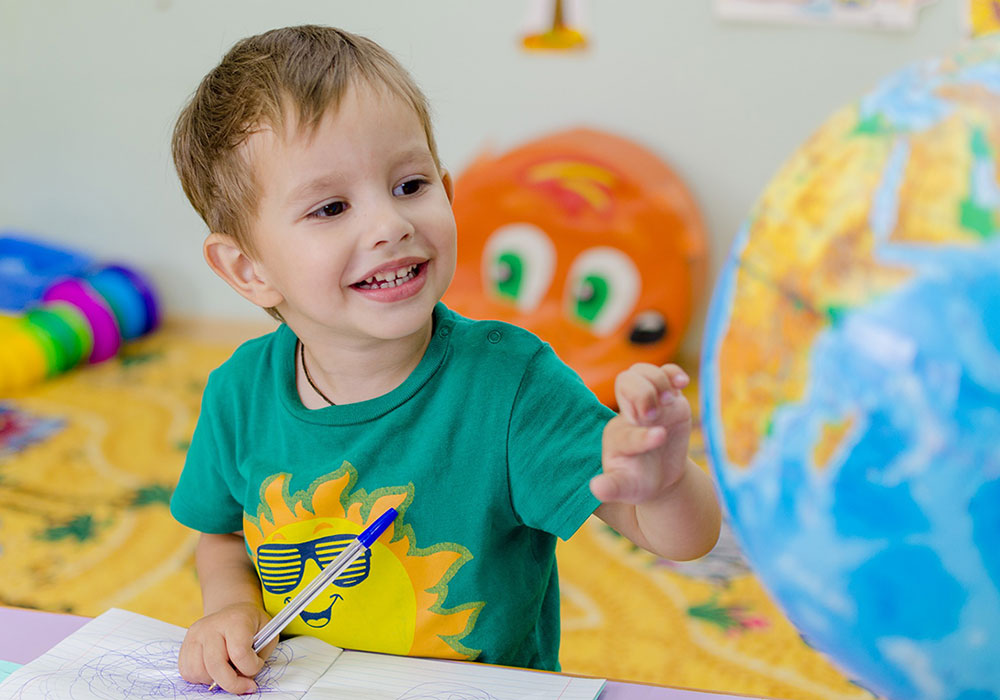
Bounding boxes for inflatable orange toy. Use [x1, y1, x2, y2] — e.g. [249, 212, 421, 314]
[444, 128, 708, 408]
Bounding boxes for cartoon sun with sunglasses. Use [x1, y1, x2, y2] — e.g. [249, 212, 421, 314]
[243, 464, 480, 659]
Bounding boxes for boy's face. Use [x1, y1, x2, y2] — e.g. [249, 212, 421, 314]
[242, 82, 456, 344]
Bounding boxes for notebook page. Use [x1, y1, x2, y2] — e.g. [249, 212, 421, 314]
[0, 608, 342, 700]
[305, 650, 606, 700]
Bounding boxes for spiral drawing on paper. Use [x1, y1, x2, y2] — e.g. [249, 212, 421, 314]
[7, 639, 293, 699]
[396, 683, 499, 700]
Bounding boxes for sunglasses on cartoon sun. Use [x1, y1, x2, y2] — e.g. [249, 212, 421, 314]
[256, 534, 372, 595]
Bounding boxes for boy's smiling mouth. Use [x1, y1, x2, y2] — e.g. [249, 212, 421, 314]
[354, 262, 422, 290]
[351, 260, 429, 301]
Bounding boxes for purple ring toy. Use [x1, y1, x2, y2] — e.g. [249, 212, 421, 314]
[42, 278, 121, 363]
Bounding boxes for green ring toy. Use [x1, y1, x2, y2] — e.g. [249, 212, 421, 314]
[25, 306, 84, 373]
[45, 302, 94, 365]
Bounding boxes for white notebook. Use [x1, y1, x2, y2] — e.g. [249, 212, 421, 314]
[0, 608, 606, 699]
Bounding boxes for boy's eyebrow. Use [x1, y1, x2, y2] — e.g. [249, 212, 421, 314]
[285, 146, 435, 207]
[286, 175, 343, 207]
[392, 145, 436, 167]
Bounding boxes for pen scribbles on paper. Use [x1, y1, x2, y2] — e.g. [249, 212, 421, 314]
[397, 682, 499, 700]
[8, 639, 294, 699]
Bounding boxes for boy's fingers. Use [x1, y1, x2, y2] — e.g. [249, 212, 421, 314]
[651, 365, 685, 406]
[591, 468, 655, 504]
[590, 471, 628, 502]
[177, 642, 210, 685]
[615, 368, 664, 423]
[204, 638, 255, 695]
[227, 635, 264, 678]
[615, 362, 690, 424]
[636, 363, 675, 392]
[613, 372, 643, 424]
[606, 420, 666, 457]
[660, 364, 690, 391]
[262, 636, 281, 660]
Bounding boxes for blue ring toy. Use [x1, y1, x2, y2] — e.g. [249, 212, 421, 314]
[87, 268, 148, 340]
[102, 264, 160, 335]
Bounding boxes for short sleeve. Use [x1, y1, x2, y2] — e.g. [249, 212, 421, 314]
[507, 344, 616, 540]
[169, 371, 246, 534]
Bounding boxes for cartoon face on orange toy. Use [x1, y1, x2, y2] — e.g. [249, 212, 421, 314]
[444, 128, 708, 407]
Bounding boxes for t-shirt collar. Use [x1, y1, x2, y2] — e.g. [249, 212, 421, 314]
[276, 303, 453, 425]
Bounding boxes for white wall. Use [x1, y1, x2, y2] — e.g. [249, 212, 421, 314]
[0, 0, 964, 342]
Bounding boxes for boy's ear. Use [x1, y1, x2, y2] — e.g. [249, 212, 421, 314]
[441, 169, 454, 204]
[203, 233, 284, 309]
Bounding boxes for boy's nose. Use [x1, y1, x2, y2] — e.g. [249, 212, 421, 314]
[367, 200, 414, 247]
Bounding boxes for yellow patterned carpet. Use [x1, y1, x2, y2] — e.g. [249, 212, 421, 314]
[0, 321, 877, 700]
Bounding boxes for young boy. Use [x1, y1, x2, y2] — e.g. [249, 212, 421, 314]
[169, 25, 721, 695]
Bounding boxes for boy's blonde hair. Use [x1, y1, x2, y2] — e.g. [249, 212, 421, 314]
[172, 24, 440, 259]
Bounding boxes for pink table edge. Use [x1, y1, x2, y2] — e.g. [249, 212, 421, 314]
[0, 606, 89, 664]
[0, 606, 753, 699]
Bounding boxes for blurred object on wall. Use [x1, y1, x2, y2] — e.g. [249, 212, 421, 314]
[715, 0, 936, 31]
[965, 0, 1000, 36]
[521, 0, 589, 52]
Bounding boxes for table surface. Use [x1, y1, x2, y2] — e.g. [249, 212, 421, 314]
[0, 606, 756, 699]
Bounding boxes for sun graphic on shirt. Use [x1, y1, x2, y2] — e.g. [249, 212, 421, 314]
[243, 462, 482, 659]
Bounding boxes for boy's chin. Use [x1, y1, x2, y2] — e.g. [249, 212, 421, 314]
[338, 308, 438, 344]
[277, 292, 439, 341]
[362, 310, 437, 343]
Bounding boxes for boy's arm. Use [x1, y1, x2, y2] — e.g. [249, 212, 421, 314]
[592, 363, 722, 562]
[196, 532, 263, 614]
[177, 532, 276, 694]
[594, 457, 721, 561]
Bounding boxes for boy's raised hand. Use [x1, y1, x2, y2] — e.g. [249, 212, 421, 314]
[591, 363, 692, 505]
[178, 601, 279, 694]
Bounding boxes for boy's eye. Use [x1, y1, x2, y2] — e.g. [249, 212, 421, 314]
[312, 201, 346, 218]
[393, 179, 427, 196]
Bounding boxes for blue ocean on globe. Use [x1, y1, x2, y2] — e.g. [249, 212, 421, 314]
[701, 40, 1000, 700]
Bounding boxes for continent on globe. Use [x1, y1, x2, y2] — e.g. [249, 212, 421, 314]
[702, 36, 1000, 700]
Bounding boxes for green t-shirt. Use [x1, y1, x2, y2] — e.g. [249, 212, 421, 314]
[170, 303, 614, 670]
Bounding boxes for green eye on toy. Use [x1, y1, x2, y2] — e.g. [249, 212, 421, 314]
[573, 274, 610, 322]
[493, 252, 525, 301]
[482, 223, 555, 312]
[565, 247, 640, 335]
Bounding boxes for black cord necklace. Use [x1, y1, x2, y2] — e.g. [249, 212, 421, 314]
[299, 340, 335, 405]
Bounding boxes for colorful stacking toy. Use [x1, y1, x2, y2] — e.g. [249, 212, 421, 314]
[0, 234, 160, 394]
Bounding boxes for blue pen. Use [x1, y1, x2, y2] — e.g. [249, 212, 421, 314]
[208, 507, 398, 691]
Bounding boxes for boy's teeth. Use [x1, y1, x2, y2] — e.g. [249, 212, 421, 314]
[359, 264, 418, 289]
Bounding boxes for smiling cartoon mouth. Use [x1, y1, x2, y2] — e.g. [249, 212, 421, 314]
[296, 593, 344, 628]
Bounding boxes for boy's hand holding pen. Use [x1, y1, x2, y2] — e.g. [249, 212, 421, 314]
[180, 601, 277, 695]
[188, 508, 398, 694]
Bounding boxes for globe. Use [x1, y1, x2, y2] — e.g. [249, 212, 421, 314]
[700, 38, 1000, 700]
